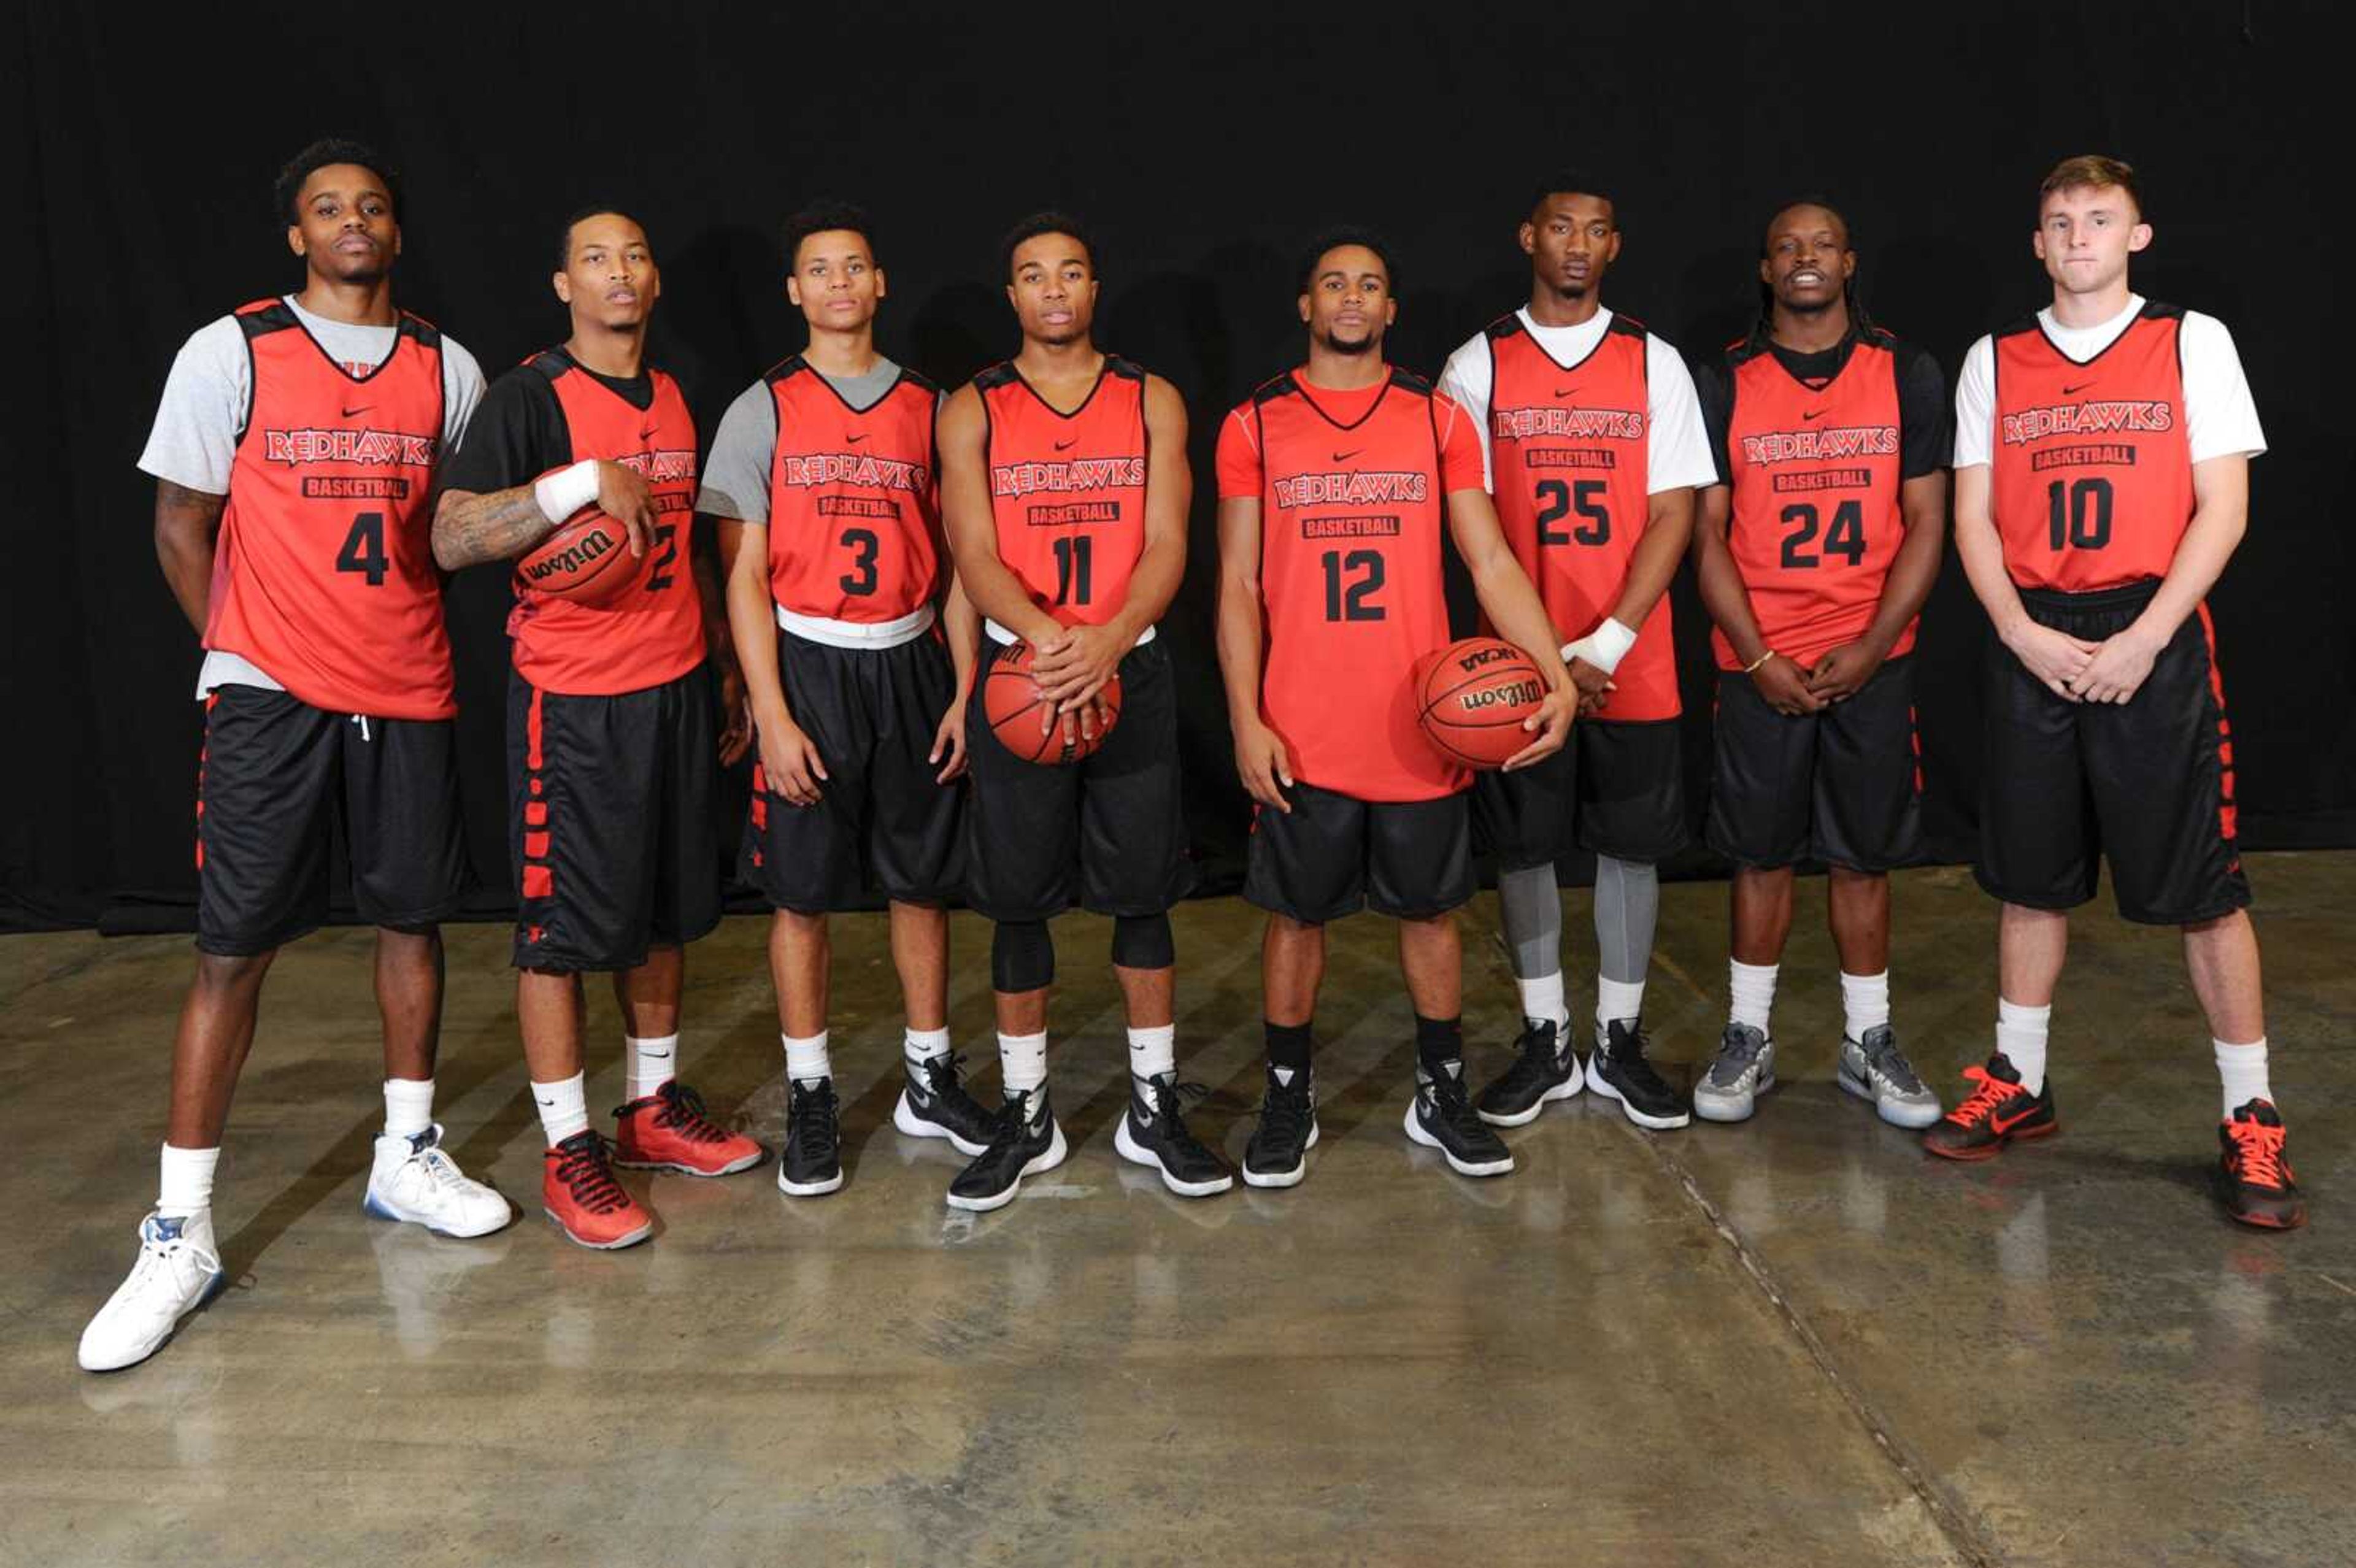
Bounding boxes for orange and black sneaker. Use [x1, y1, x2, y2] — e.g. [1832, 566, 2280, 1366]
[542, 1131, 653, 1250]
[612, 1081, 765, 1177]
[1922, 1053, 2057, 1162]
[2219, 1099, 2306, 1231]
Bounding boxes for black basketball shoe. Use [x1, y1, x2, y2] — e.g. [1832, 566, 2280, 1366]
[1114, 1072, 1235, 1197]
[2219, 1099, 2306, 1230]
[945, 1086, 1068, 1213]
[777, 1077, 844, 1197]
[1587, 1019, 1692, 1130]
[1242, 1064, 1319, 1189]
[1476, 1018, 1584, 1127]
[893, 1051, 999, 1156]
[1404, 1058, 1515, 1177]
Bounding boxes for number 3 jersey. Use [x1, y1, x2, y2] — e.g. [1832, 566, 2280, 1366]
[759, 358, 942, 630]
[1706, 326, 1936, 672]
[207, 298, 456, 719]
[1217, 368, 1485, 803]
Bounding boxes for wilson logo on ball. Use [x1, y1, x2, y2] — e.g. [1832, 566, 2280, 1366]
[520, 527, 620, 584]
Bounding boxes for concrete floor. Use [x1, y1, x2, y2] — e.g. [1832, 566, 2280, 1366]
[5, 853, 2352, 1567]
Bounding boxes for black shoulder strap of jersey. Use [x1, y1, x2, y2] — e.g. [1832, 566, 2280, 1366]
[1484, 313, 1524, 343]
[1608, 312, 1648, 339]
[2140, 299, 2187, 322]
[1388, 366, 1435, 398]
[523, 347, 574, 383]
[235, 299, 300, 341]
[1104, 354, 1147, 382]
[1993, 312, 2043, 342]
[899, 365, 941, 396]
[1250, 371, 1299, 407]
[764, 354, 809, 388]
[972, 361, 1020, 393]
[397, 311, 442, 350]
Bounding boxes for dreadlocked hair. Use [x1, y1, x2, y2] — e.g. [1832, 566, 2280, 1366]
[1745, 196, 1874, 352]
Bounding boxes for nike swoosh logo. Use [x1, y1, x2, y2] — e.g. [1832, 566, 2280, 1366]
[1053, 439, 1077, 452]
[639, 425, 659, 441]
[342, 405, 372, 417]
[1991, 1103, 2042, 1133]
[1552, 386, 1579, 400]
[1332, 448, 1362, 463]
[1801, 409, 1828, 421]
[847, 432, 868, 444]
[2062, 381, 2095, 396]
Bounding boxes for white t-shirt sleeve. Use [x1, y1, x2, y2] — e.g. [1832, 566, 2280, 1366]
[1952, 336, 1997, 469]
[441, 337, 488, 453]
[137, 316, 248, 495]
[1437, 334, 1495, 490]
[1642, 336, 1715, 493]
[2179, 312, 2266, 463]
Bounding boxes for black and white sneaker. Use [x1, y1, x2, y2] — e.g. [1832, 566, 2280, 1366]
[1114, 1073, 1234, 1197]
[946, 1087, 1068, 1213]
[1242, 1064, 1319, 1188]
[777, 1077, 844, 1196]
[1587, 1019, 1692, 1129]
[1403, 1059, 1515, 1177]
[893, 1051, 999, 1156]
[1476, 1018, 1584, 1127]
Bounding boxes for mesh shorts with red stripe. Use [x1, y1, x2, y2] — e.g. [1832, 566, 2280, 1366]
[507, 663, 723, 972]
[1706, 656, 1925, 872]
[195, 685, 468, 956]
[1974, 580, 2250, 925]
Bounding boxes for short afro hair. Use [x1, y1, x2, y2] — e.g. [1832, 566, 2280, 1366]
[999, 211, 1097, 282]
[1526, 172, 1617, 225]
[556, 204, 649, 271]
[782, 199, 877, 270]
[274, 138, 401, 228]
[1295, 226, 1398, 295]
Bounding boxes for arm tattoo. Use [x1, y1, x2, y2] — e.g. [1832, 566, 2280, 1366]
[433, 486, 556, 571]
[156, 478, 227, 530]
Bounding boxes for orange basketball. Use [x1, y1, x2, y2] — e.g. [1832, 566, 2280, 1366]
[1416, 636, 1549, 769]
[982, 641, 1121, 766]
[515, 502, 640, 605]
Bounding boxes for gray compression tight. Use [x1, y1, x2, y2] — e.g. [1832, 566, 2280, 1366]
[1496, 856, 1659, 984]
[1497, 864, 1565, 981]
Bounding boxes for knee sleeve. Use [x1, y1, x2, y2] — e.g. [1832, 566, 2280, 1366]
[1111, 912, 1174, 970]
[990, 919, 1055, 993]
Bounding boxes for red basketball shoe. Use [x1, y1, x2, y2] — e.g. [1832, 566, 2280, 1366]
[542, 1131, 653, 1250]
[1922, 1053, 2057, 1161]
[2219, 1099, 2307, 1230]
[613, 1081, 765, 1177]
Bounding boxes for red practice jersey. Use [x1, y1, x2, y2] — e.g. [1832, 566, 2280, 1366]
[976, 356, 1149, 628]
[1990, 302, 2193, 592]
[207, 298, 455, 718]
[763, 357, 942, 621]
[1713, 328, 1913, 670]
[1483, 312, 1677, 720]
[506, 352, 705, 696]
[1220, 368, 1476, 802]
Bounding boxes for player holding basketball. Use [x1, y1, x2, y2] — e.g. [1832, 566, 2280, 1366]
[934, 213, 1214, 1211]
[434, 208, 760, 1250]
[1438, 176, 1716, 1133]
[81, 140, 508, 1373]
[1942, 156, 2300, 1227]
[703, 201, 995, 1197]
[1218, 230, 1576, 1186]
[1687, 199, 1949, 1126]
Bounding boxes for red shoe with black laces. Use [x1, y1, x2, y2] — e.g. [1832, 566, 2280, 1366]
[1922, 1053, 2058, 1162]
[612, 1081, 765, 1177]
[2220, 1099, 2306, 1230]
[542, 1131, 653, 1250]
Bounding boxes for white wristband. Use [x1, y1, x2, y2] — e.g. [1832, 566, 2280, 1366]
[533, 459, 599, 526]
[1563, 617, 1639, 676]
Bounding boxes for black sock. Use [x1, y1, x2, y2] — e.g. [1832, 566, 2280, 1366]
[1265, 1020, 1313, 1075]
[1414, 1013, 1463, 1076]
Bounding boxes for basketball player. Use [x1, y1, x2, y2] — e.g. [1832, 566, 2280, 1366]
[1687, 199, 1949, 1126]
[1438, 175, 1716, 1132]
[1942, 156, 2299, 1227]
[934, 213, 1215, 1211]
[703, 201, 995, 1197]
[1218, 230, 1576, 1186]
[80, 140, 508, 1374]
[434, 207, 761, 1250]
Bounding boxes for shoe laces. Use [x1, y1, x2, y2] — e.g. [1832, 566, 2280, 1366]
[1259, 1072, 1314, 1140]
[1941, 1064, 2025, 1129]
[1607, 1028, 1676, 1099]
[790, 1078, 841, 1159]
[1147, 1078, 1217, 1155]
[133, 1216, 220, 1289]
[976, 1091, 1039, 1159]
[640, 1082, 735, 1145]
[1511, 1019, 1564, 1075]
[1424, 1064, 1484, 1129]
[550, 1132, 632, 1214]
[1863, 1031, 1927, 1095]
[2224, 1115, 2292, 1190]
[1706, 1025, 1768, 1088]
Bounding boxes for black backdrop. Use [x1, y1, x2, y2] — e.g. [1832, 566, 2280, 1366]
[7, 1, 2349, 932]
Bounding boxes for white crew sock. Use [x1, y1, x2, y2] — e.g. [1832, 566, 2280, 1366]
[905, 1026, 951, 1068]
[2214, 1037, 2271, 1120]
[382, 1077, 435, 1140]
[532, 1072, 591, 1147]
[1728, 960, 1779, 1034]
[157, 1143, 220, 1219]
[1516, 972, 1570, 1032]
[999, 1031, 1048, 1097]
[783, 1030, 832, 1085]
[625, 1033, 679, 1101]
[1128, 1023, 1176, 1082]
[1995, 999, 2050, 1094]
[1595, 977, 1647, 1030]
[1840, 971, 1892, 1042]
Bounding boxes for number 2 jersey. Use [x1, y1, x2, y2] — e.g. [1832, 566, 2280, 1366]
[974, 355, 1150, 636]
[1698, 326, 1948, 671]
[1217, 368, 1487, 803]
[442, 347, 705, 698]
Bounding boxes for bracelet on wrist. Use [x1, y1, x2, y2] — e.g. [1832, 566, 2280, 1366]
[1742, 648, 1777, 675]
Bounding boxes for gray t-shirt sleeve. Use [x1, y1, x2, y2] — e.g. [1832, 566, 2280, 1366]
[137, 315, 248, 495]
[441, 336, 488, 453]
[695, 380, 777, 523]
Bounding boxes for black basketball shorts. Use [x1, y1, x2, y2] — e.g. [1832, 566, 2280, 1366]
[1706, 655, 1925, 873]
[1471, 717, 1688, 869]
[1245, 780, 1474, 924]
